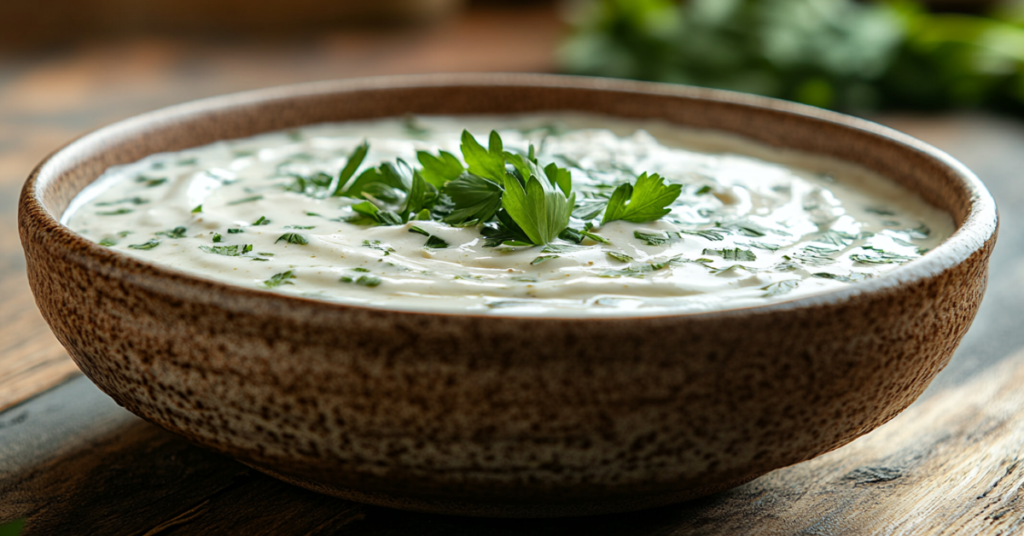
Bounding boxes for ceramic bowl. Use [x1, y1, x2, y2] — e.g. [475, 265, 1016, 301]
[19, 74, 998, 518]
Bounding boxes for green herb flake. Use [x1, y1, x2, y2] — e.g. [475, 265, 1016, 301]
[285, 225, 316, 230]
[341, 274, 382, 287]
[128, 239, 160, 250]
[849, 246, 914, 265]
[200, 244, 241, 256]
[813, 272, 872, 283]
[264, 270, 297, 288]
[227, 228, 244, 234]
[633, 230, 672, 246]
[275, 233, 308, 246]
[191, 205, 203, 214]
[252, 215, 271, 226]
[96, 197, 149, 207]
[678, 228, 727, 241]
[606, 251, 634, 263]
[581, 230, 611, 244]
[362, 239, 395, 256]
[702, 248, 757, 261]
[599, 260, 672, 278]
[97, 208, 134, 216]
[531, 255, 560, 265]
[99, 237, 118, 247]
[136, 176, 168, 187]
[212, 233, 223, 243]
[762, 279, 799, 297]
[156, 226, 187, 239]
[227, 195, 264, 205]
[425, 235, 449, 249]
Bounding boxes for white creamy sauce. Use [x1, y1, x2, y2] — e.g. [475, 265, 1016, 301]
[63, 114, 954, 316]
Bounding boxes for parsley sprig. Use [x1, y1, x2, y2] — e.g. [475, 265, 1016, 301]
[330, 130, 679, 247]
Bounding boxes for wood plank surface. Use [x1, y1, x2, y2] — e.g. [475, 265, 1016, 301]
[4, 4, 1024, 533]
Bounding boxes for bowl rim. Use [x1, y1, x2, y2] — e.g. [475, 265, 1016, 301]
[21, 72, 999, 322]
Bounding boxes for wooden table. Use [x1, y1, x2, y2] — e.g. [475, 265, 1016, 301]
[3, 7, 1024, 534]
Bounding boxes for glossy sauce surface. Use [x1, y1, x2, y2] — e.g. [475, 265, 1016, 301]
[63, 114, 954, 316]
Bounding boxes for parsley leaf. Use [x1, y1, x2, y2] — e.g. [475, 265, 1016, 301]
[460, 130, 507, 184]
[156, 226, 187, 239]
[531, 255, 560, 265]
[276, 233, 309, 245]
[362, 239, 395, 256]
[97, 208, 134, 216]
[480, 210, 533, 247]
[417, 150, 465, 188]
[409, 226, 450, 249]
[332, 141, 369, 196]
[849, 246, 914, 265]
[601, 173, 682, 225]
[127, 239, 160, 250]
[252, 215, 271, 226]
[442, 174, 503, 224]
[703, 248, 757, 261]
[501, 175, 575, 246]
[349, 201, 403, 226]
[341, 274, 382, 287]
[264, 270, 297, 288]
[606, 251, 634, 263]
[227, 195, 263, 205]
[633, 229, 672, 246]
[200, 244, 243, 256]
[763, 280, 799, 297]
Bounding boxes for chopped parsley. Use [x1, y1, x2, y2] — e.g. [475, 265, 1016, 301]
[212, 233, 223, 243]
[156, 226, 188, 239]
[762, 279, 799, 297]
[136, 176, 167, 187]
[228, 195, 263, 205]
[264, 271, 296, 288]
[606, 251, 634, 263]
[362, 239, 395, 255]
[633, 230, 672, 246]
[276, 233, 308, 245]
[341, 274, 382, 287]
[227, 228, 244, 234]
[191, 205, 202, 214]
[531, 255, 560, 265]
[199, 244, 250, 256]
[702, 248, 757, 261]
[96, 197, 148, 207]
[849, 246, 915, 265]
[252, 215, 271, 226]
[97, 208, 134, 216]
[128, 239, 160, 250]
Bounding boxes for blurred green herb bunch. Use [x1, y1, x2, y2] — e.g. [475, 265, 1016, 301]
[560, 0, 1024, 113]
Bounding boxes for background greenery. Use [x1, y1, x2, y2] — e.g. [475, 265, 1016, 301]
[560, 0, 1024, 114]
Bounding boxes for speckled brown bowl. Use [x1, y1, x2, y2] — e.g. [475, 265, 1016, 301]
[19, 74, 998, 518]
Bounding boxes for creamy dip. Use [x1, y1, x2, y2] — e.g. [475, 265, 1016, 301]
[63, 114, 954, 316]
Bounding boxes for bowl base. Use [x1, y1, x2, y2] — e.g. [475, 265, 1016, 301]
[244, 463, 759, 518]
